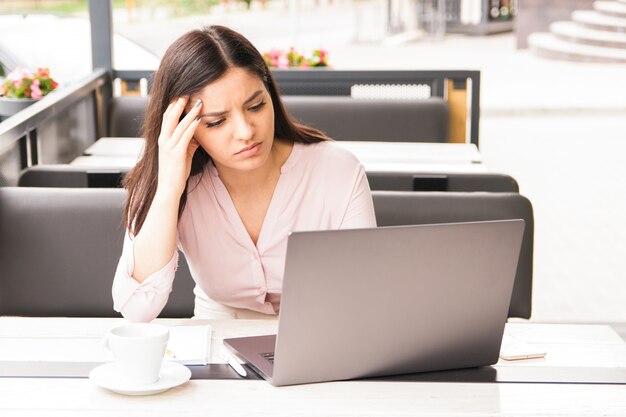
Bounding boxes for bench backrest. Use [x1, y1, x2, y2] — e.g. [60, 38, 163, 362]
[109, 95, 449, 142]
[0, 188, 532, 318]
[373, 191, 533, 318]
[282, 96, 448, 142]
[0, 187, 194, 317]
[18, 165, 519, 194]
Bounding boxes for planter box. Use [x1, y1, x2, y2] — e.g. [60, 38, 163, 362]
[0, 97, 36, 118]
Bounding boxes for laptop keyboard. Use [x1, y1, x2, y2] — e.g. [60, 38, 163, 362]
[260, 352, 275, 364]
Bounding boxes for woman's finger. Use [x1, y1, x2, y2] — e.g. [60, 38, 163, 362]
[170, 98, 203, 147]
[176, 112, 202, 153]
[159, 97, 188, 142]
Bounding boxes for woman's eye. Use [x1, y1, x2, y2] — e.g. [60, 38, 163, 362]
[206, 119, 225, 128]
[249, 100, 266, 111]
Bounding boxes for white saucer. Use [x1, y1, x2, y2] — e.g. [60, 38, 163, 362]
[89, 361, 191, 396]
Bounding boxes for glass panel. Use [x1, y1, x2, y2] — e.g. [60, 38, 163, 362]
[0, 1, 91, 85]
[38, 96, 97, 164]
[0, 141, 21, 186]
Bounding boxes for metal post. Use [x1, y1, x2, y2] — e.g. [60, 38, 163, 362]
[89, 0, 114, 74]
[470, 72, 481, 147]
[88, 0, 114, 138]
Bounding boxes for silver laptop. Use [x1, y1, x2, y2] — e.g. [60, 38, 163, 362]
[224, 220, 524, 386]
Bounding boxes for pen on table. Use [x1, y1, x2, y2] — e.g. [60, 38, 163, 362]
[222, 349, 247, 377]
[165, 348, 177, 359]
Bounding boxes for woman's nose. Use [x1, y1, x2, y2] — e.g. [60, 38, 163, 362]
[233, 113, 253, 141]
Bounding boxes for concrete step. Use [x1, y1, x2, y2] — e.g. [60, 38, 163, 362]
[550, 21, 626, 48]
[572, 10, 626, 32]
[594, 1, 626, 17]
[528, 32, 626, 62]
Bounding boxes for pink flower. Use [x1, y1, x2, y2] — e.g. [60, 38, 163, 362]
[7, 68, 23, 84]
[7, 68, 35, 88]
[277, 55, 289, 68]
[8, 75, 23, 88]
[8, 68, 33, 82]
[30, 79, 43, 100]
[37, 67, 50, 77]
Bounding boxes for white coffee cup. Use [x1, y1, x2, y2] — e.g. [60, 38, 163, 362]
[105, 323, 170, 386]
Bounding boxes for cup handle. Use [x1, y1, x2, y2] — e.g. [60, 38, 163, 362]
[101, 334, 110, 349]
[101, 334, 115, 361]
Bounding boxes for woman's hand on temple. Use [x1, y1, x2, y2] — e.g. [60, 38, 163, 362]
[156, 97, 203, 197]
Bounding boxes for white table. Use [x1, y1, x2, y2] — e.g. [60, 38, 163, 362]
[1, 318, 626, 416]
[84, 138, 482, 164]
[335, 141, 482, 164]
[70, 155, 140, 169]
[83, 137, 144, 157]
[78, 138, 487, 173]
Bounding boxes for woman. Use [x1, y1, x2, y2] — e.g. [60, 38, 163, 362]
[112, 25, 376, 322]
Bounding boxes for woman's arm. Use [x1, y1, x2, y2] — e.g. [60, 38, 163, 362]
[340, 164, 377, 229]
[132, 97, 202, 282]
[112, 97, 202, 322]
[112, 231, 179, 322]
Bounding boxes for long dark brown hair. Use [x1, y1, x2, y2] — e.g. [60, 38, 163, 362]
[124, 25, 330, 236]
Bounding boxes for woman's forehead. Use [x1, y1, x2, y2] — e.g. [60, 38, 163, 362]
[196, 68, 266, 102]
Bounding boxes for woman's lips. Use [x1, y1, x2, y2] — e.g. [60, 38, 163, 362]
[235, 142, 261, 157]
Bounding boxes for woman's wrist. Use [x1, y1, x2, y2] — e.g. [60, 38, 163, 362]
[153, 186, 183, 210]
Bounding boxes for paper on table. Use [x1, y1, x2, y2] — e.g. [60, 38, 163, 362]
[499, 334, 547, 361]
[165, 325, 212, 365]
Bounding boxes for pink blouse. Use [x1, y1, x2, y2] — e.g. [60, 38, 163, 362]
[112, 141, 377, 322]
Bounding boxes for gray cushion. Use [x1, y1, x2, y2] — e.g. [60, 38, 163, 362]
[0, 187, 194, 317]
[282, 96, 449, 142]
[18, 165, 128, 188]
[18, 166, 518, 194]
[108, 95, 449, 142]
[367, 172, 519, 192]
[0, 188, 532, 318]
[109, 96, 147, 137]
[372, 191, 533, 318]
